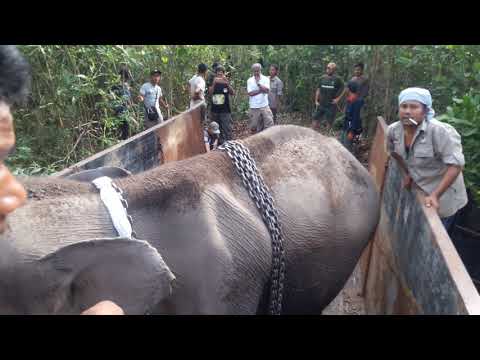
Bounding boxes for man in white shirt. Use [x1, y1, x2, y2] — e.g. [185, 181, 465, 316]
[138, 69, 169, 129]
[188, 63, 208, 124]
[247, 63, 274, 133]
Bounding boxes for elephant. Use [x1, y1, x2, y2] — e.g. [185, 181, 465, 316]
[0, 125, 380, 314]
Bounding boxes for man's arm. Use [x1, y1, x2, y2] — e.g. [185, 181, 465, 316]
[212, 138, 219, 150]
[425, 165, 462, 209]
[159, 97, 169, 108]
[247, 79, 262, 97]
[137, 85, 146, 103]
[315, 88, 321, 106]
[248, 89, 262, 97]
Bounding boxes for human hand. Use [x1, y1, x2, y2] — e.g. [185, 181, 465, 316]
[332, 98, 339, 105]
[81, 300, 125, 315]
[425, 194, 440, 210]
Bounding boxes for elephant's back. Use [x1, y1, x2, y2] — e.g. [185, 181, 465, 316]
[248, 126, 379, 313]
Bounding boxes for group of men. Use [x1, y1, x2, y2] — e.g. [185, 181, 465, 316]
[121, 60, 367, 155]
[313, 61, 369, 152]
[202, 62, 283, 152]
[112, 68, 170, 140]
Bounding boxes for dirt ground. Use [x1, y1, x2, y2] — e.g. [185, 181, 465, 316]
[232, 112, 369, 315]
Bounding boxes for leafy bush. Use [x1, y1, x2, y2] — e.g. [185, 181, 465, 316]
[437, 91, 480, 203]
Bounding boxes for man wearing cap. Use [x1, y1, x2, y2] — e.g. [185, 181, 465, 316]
[387, 87, 468, 234]
[313, 62, 345, 132]
[247, 63, 274, 133]
[204, 121, 221, 152]
[138, 69, 169, 129]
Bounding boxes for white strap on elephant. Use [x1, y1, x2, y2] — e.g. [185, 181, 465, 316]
[92, 176, 133, 239]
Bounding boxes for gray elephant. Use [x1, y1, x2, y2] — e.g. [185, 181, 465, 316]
[0, 125, 380, 314]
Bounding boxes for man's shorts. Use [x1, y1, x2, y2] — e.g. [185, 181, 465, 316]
[249, 106, 274, 132]
[313, 104, 337, 125]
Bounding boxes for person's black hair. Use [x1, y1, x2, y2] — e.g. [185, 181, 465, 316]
[270, 64, 279, 71]
[347, 80, 359, 94]
[198, 63, 208, 74]
[150, 69, 162, 76]
[0, 45, 31, 105]
[215, 65, 225, 73]
[354, 62, 364, 71]
[212, 62, 219, 70]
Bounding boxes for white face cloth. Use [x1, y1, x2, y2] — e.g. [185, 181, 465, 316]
[92, 176, 133, 239]
[398, 87, 435, 120]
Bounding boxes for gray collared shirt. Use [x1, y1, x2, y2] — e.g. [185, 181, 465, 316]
[268, 76, 283, 109]
[387, 118, 468, 218]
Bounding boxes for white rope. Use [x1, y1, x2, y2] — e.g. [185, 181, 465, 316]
[92, 176, 133, 239]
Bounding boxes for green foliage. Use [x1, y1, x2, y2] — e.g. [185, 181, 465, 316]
[437, 91, 480, 203]
[6, 45, 480, 202]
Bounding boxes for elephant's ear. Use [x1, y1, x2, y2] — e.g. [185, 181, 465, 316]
[63, 166, 132, 182]
[37, 238, 175, 315]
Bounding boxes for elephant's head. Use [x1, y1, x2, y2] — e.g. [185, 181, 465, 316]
[0, 238, 175, 314]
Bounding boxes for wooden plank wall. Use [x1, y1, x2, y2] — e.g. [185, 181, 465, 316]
[53, 104, 205, 177]
[361, 117, 480, 314]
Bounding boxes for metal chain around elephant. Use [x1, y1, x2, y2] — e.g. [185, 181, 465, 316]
[218, 140, 286, 315]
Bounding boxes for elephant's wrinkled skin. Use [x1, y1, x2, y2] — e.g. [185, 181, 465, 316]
[0, 125, 380, 314]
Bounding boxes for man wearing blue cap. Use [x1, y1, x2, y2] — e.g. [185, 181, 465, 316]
[387, 87, 468, 234]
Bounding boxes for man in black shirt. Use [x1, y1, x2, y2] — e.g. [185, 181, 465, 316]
[208, 65, 235, 144]
[312, 62, 345, 132]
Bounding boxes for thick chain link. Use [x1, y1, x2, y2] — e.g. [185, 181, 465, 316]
[218, 141, 286, 315]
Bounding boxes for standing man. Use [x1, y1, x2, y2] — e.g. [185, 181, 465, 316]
[268, 64, 284, 124]
[209, 65, 235, 144]
[206, 62, 219, 122]
[247, 63, 274, 134]
[138, 69, 169, 130]
[351, 62, 369, 100]
[112, 66, 135, 140]
[387, 87, 468, 235]
[341, 81, 363, 153]
[189, 63, 208, 109]
[312, 62, 345, 132]
[189, 63, 208, 125]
